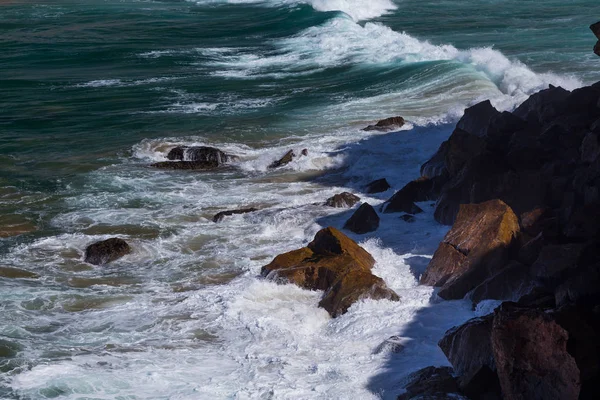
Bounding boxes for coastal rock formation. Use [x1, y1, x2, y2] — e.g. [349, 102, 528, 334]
[268, 149, 295, 169]
[84, 238, 131, 265]
[420, 199, 520, 300]
[261, 227, 398, 316]
[325, 192, 360, 208]
[362, 116, 405, 131]
[213, 208, 258, 223]
[383, 177, 438, 213]
[343, 203, 379, 234]
[0, 266, 39, 279]
[365, 178, 391, 193]
[397, 366, 465, 400]
[591, 22, 600, 56]
[150, 160, 219, 170]
[492, 303, 580, 400]
[166, 146, 234, 165]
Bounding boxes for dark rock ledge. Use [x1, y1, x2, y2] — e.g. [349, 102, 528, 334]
[393, 31, 600, 399]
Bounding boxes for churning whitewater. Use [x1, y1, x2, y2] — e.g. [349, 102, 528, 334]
[1, 0, 598, 399]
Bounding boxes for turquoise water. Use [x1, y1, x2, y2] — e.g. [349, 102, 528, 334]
[1, 1, 599, 398]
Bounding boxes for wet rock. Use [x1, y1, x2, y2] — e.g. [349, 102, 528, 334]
[421, 200, 520, 300]
[591, 21, 600, 40]
[384, 177, 438, 213]
[261, 227, 398, 317]
[362, 116, 405, 131]
[470, 261, 536, 305]
[399, 214, 415, 223]
[513, 85, 571, 126]
[268, 149, 296, 169]
[365, 178, 391, 193]
[595, 41, 600, 57]
[0, 339, 23, 358]
[213, 208, 258, 223]
[325, 192, 360, 208]
[343, 203, 380, 234]
[373, 335, 405, 354]
[166, 146, 233, 165]
[0, 266, 39, 279]
[491, 302, 580, 400]
[150, 160, 219, 170]
[456, 100, 501, 138]
[84, 238, 131, 265]
[439, 314, 495, 378]
[397, 366, 465, 400]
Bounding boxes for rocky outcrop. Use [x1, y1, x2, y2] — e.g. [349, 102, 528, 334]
[268, 149, 297, 169]
[420, 200, 520, 300]
[213, 208, 258, 223]
[363, 116, 405, 131]
[343, 203, 379, 234]
[383, 177, 436, 214]
[492, 303, 580, 400]
[397, 366, 465, 400]
[365, 178, 391, 193]
[150, 160, 219, 170]
[592, 22, 600, 56]
[84, 238, 131, 265]
[325, 192, 360, 208]
[166, 146, 234, 165]
[261, 227, 398, 317]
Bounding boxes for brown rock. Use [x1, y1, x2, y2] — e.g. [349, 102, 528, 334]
[261, 227, 397, 317]
[366, 178, 391, 193]
[84, 238, 131, 265]
[213, 208, 258, 223]
[421, 200, 520, 300]
[491, 303, 580, 400]
[268, 150, 295, 169]
[325, 192, 360, 208]
[397, 366, 464, 400]
[0, 266, 39, 279]
[362, 116, 405, 131]
[520, 207, 553, 237]
[343, 203, 380, 234]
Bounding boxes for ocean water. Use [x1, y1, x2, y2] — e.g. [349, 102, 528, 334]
[1, 0, 599, 398]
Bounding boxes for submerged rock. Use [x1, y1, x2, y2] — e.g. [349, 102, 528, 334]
[365, 178, 391, 193]
[324, 192, 360, 208]
[362, 116, 405, 131]
[0, 266, 39, 279]
[421, 199, 520, 300]
[268, 149, 296, 169]
[261, 227, 398, 317]
[213, 208, 258, 223]
[84, 238, 131, 265]
[343, 203, 379, 234]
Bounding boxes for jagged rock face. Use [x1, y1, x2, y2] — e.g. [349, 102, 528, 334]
[324, 192, 360, 208]
[84, 238, 131, 265]
[492, 303, 580, 400]
[470, 261, 536, 306]
[166, 146, 233, 165]
[261, 227, 398, 317]
[591, 21, 600, 40]
[213, 208, 257, 223]
[384, 177, 437, 214]
[365, 178, 391, 193]
[362, 116, 405, 131]
[397, 366, 465, 400]
[421, 199, 520, 300]
[343, 203, 380, 234]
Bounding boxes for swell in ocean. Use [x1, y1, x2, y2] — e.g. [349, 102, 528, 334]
[1, 0, 598, 398]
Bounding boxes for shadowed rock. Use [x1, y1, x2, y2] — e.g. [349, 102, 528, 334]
[591, 21, 600, 40]
[470, 261, 536, 306]
[362, 116, 405, 131]
[84, 238, 131, 265]
[213, 208, 258, 223]
[492, 302, 580, 400]
[343, 203, 379, 234]
[365, 178, 391, 193]
[421, 200, 520, 300]
[150, 160, 219, 170]
[166, 146, 234, 165]
[384, 177, 438, 214]
[325, 192, 360, 208]
[268, 149, 295, 169]
[261, 227, 398, 317]
[397, 366, 465, 400]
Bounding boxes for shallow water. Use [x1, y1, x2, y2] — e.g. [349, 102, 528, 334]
[1, 0, 599, 398]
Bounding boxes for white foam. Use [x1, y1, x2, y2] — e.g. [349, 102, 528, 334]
[76, 77, 178, 88]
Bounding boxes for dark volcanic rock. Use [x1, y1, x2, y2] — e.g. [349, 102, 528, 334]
[213, 208, 258, 223]
[150, 160, 219, 170]
[84, 238, 131, 265]
[398, 366, 465, 400]
[470, 261, 536, 305]
[268, 149, 296, 169]
[491, 302, 580, 400]
[343, 203, 380, 234]
[365, 178, 391, 193]
[421, 200, 520, 300]
[384, 177, 438, 213]
[456, 100, 501, 138]
[362, 116, 405, 131]
[592, 21, 600, 40]
[261, 227, 398, 317]
[325, 192, 360, 208]
[513, 85, 571, 125]
[166, 146, 233, 165]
